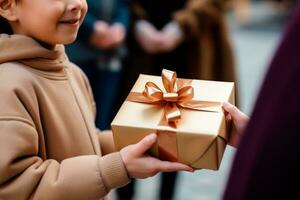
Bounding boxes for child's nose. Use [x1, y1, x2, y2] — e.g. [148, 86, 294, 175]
[67, 0, 82, 12]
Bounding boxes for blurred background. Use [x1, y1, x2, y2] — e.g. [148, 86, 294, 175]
[66, 0, 294, 199]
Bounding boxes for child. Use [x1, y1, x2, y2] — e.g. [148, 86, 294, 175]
[0, 0, 193, 199]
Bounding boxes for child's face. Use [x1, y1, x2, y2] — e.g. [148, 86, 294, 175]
[13, 0, 87, 46]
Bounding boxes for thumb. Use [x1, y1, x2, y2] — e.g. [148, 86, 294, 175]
[134, 134, 157, 155]
[222, 102, 242, 123]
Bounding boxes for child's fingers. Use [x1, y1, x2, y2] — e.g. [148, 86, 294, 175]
[155, 160, 194, 172]
[133, 134, 157, 155]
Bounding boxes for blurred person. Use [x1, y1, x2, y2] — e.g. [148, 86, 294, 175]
[222, 3, 300, 199]
[231, 0, 298, 25]
[66, 0, 129, 130]
[116, 0, 237, 199]
[0, 0, 194, 199]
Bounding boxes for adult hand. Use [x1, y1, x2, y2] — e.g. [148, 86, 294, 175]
[134, 20, 163, 54]
[159, 21, 183, 52]
[90, 21, 126, 49]
[108, 23, 126, 48]
[89, 20, 111, 49]
[222, 102, 249, 148]
[120, 134, 194, 179]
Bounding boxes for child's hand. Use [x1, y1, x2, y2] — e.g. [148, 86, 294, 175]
[120, 134, 194, 179]
[222, 102, 249, 148]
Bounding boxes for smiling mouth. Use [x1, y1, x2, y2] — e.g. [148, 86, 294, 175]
[59, 19, 80, 25]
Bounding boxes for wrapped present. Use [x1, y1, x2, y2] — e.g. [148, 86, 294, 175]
[111, 69, 235, 170]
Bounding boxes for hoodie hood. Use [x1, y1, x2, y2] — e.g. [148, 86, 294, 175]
[0, 34, 68, 72]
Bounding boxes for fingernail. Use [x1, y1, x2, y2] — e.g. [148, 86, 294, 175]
[222, 102, 228, 107]
[148, 133, 157, 141]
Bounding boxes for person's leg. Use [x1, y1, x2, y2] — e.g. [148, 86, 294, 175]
[159, 172, 178, 200]
[116, 179, 136, 200]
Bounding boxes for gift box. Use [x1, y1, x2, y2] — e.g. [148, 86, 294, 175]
[111, 69, 235, 170]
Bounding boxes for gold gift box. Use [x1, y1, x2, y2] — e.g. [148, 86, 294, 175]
[111, 72, 235, 170]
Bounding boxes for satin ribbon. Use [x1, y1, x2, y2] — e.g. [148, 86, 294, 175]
[126, 69, 221, 161]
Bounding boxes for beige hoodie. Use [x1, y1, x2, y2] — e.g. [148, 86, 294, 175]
[0, 34, 129, 200]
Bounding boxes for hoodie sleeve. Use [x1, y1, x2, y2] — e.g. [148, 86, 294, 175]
[0, 119, 129, 199]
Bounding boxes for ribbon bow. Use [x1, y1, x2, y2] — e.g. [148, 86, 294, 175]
[127, 69, 221, 127]
[142, 69, 194, 124]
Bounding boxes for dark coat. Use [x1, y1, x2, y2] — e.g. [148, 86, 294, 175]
[66, 0, 130, 62]
[223, 4, 300, 200]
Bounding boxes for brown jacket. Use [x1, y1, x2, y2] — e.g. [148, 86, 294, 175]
[174, 0, 235, 81]
[0, 34, 129, 200]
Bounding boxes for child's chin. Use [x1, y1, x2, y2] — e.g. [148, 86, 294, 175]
[64, 39, 76, 45]
[61, 35, 78, 45]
